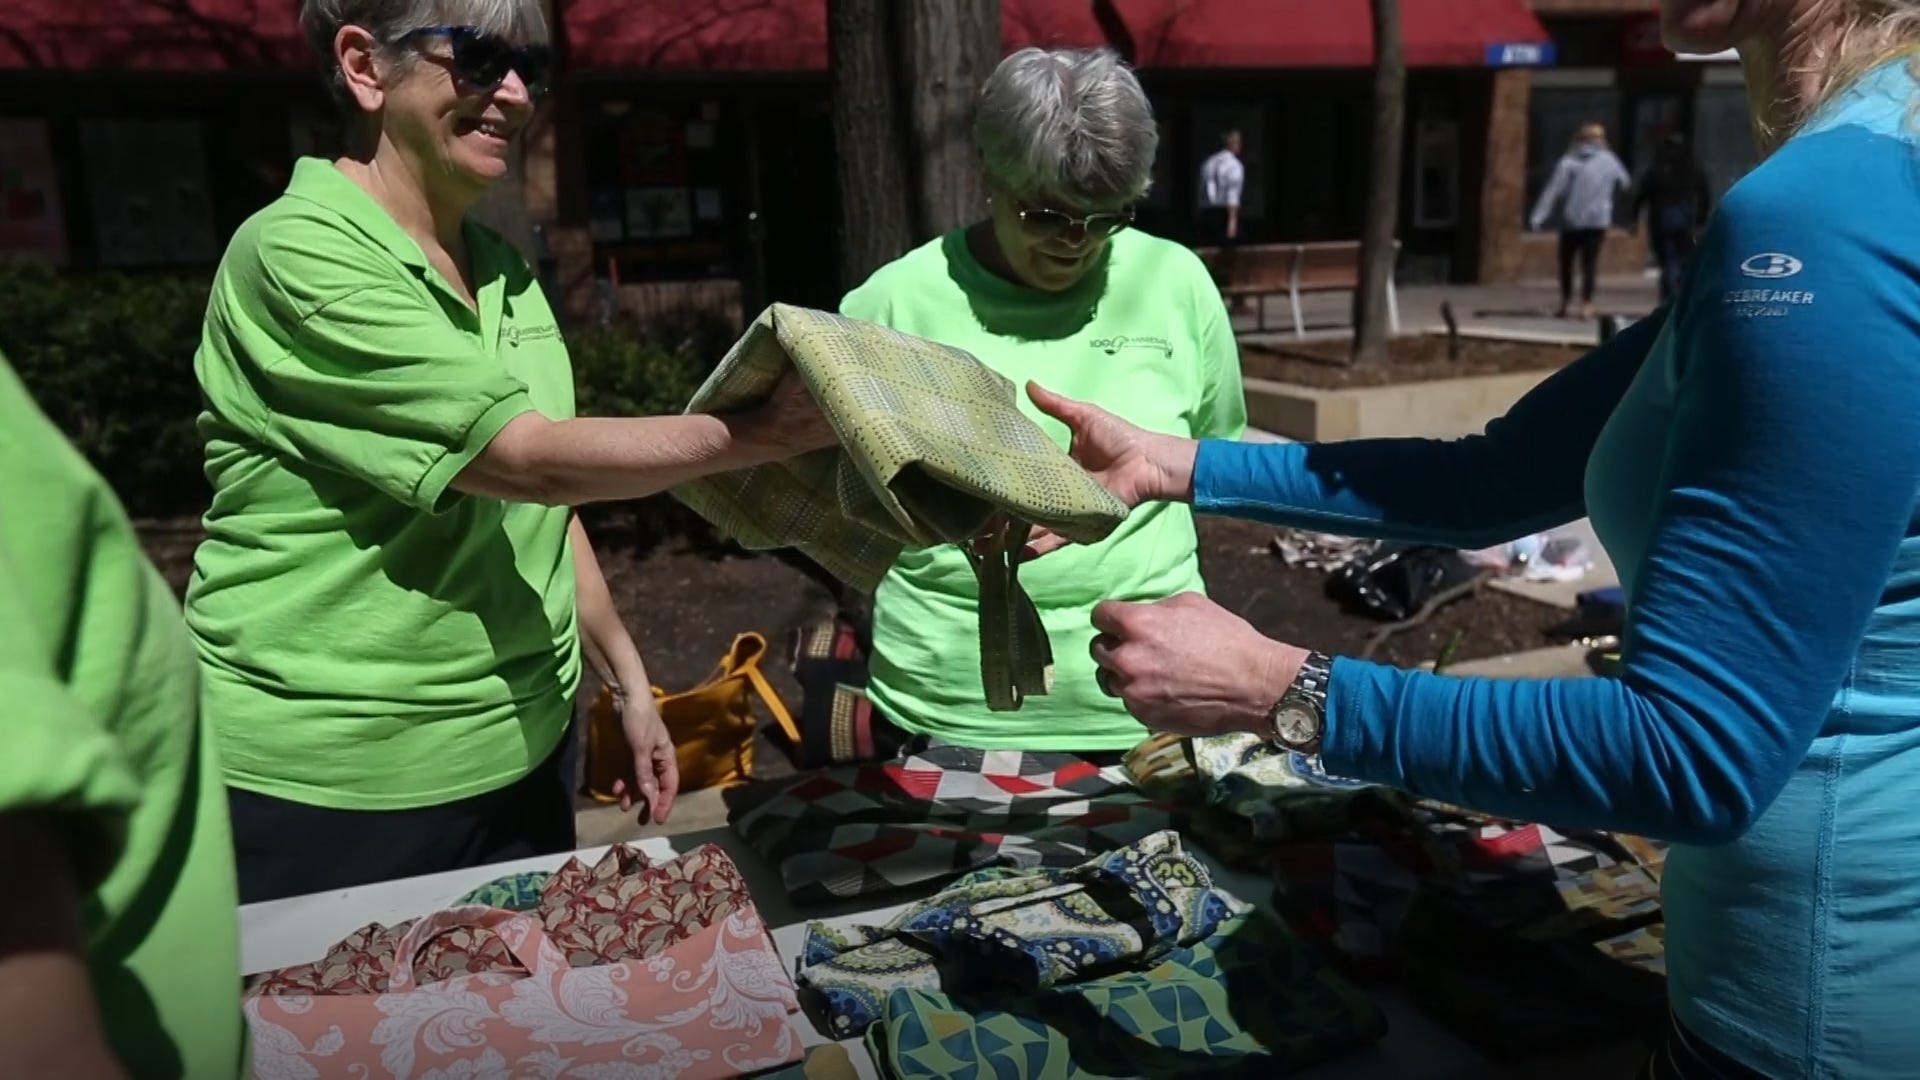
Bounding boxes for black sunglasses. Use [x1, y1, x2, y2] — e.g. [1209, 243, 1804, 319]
[396, 25, 555, 99]
[1016, 204, 1136, 240]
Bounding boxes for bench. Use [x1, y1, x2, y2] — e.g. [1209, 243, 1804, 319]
[1193, 240, 1401, 338]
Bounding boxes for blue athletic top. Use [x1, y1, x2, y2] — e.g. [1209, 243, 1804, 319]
[1193, 61, 1920, 1077]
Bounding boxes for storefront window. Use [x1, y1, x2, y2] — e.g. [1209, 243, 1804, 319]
[1693, 81, 1758, 203]
[582, 98, 736, 282]
[0, 119, 69, 266]
[80, 119, 220, 266]
[1413, 113, 1459, 229]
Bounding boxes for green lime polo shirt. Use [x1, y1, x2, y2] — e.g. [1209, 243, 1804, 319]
[186, 157, 580, 811]
[841, 229, 1247, 750]
[0, 353, 244, 1078]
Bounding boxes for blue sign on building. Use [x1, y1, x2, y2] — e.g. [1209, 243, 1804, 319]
[1486, 42, 1557, 67]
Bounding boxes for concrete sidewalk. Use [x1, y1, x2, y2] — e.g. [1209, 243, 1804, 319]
[1231, 275, 1662, 346]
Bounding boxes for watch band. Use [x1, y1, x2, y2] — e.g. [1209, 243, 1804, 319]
[1267, 650, 1333, 751]
[1291, 651, 1332, 713]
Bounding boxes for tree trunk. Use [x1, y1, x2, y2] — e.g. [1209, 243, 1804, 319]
[829, 0, 915, 292]
[899, 1, 1000, 236]
[1351, 0, 1405, 367]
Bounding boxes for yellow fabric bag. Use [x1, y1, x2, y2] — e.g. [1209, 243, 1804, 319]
[583, 633, 801, 801]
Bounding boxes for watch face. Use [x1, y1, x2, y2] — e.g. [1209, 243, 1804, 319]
[1275, 705, 1318, 746]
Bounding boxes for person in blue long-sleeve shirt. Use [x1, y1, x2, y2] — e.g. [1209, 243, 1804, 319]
[1024, 5, 1920, 1076]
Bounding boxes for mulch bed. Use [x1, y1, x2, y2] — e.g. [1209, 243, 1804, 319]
[1241, 335, 1585, 390]
[137, 507, 1561, 726]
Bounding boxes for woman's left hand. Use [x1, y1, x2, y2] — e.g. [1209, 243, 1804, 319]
[612, 695, 680, 824]
[1089, 592, 1308, 739]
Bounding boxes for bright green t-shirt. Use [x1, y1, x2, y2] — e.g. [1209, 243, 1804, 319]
[839, 229, 1247, 750]
[0, 354, 243, 1078]
[186, 158, 580, 810]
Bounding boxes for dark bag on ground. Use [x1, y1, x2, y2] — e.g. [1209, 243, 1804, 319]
[1328, 543, 1478, 622]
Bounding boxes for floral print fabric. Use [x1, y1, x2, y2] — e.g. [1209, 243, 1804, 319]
[245, 904, 803, 1079]
[250, 843, 752, 996]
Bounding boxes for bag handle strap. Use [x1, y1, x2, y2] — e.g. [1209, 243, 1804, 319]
[387, 907, 562, 990]
[717, 632, 804, 749]
[964, 516, 1051, 712]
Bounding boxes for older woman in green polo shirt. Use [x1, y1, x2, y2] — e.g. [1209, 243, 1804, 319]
[188, 0, 834, 902]
[836, 47, 1247, 752]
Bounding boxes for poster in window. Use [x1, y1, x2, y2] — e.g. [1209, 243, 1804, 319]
[619, 110, 687, 186]
[625, 188, 693, 239]
[80, 120, 219, 266]
[1413, 115, 1460, 229]
[0, 119, 68, 265]
[589, 190, 625, 242]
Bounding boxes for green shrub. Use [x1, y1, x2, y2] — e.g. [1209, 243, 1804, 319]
[0, 258, 211, 518]
[568, 305, 733, 420]
[0, 256, 737, 523]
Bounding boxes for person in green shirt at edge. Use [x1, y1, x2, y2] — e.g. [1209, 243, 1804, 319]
[837, 46, 1248, 754]
[188, 0, 836, 904]
[0, 351, 244, 1078]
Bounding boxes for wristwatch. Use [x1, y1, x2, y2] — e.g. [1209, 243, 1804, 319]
[1265, 651, 1333, 753]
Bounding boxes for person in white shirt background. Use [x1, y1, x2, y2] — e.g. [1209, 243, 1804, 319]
[1198, 129, 1244, 244]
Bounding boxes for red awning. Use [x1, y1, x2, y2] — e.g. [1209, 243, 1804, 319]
[1103, 0, 1554, 69]
[562, 0, 1111, 74]
[0, 0, 307, 72]
[562, 0, 825, 74]
[1003, 0, 1110, 53]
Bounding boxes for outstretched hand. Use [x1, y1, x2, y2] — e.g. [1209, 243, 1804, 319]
[1023, 381, 1198, 559]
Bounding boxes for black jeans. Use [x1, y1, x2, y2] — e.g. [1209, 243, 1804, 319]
[1638, 1011, 1773, 1079]
[1650, 227, 1696, 305]
[1558, 227, 1607, 307]
[228, 731, 577, 904]
[1197, 206, 1237, 246]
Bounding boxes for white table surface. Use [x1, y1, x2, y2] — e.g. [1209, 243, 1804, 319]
[238, 825, 1633, 1079]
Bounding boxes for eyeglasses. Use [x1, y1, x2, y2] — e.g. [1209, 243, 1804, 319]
[396, 25, 555, 100]
[1016, 204, 1136, 240]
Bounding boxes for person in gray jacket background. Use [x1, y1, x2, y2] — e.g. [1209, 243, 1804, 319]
[1530, 121, 1632, 320]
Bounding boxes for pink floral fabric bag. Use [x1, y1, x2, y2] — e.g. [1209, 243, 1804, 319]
[245, 904, 803, 1079]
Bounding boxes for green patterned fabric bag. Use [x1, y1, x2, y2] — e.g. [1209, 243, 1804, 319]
[865, 909, 1388, 1078]
[674, 304, 1129, 711]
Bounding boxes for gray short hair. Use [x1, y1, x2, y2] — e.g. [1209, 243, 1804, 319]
[974, 47, 1158, 209]
[300, 0, 549, 110]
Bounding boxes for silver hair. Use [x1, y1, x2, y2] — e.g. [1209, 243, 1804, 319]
[973, 47, 1158, 209]
[299, 0, 549, 110]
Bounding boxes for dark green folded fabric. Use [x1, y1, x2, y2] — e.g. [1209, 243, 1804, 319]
[674, 304, 1128, 710]
[865, 910, 1388, 1079]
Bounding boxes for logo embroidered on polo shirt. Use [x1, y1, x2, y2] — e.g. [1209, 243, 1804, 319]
[505, 324, 560, 347]
[1090, 334, 1174, 358]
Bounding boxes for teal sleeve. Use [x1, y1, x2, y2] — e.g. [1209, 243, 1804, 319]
[1320, 129, 1920, 844]
[1190, 310, 1665, 548]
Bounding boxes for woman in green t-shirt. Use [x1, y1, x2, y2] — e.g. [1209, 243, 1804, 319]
[834, 47, 1247, 753]
[188, 0, 834, 903]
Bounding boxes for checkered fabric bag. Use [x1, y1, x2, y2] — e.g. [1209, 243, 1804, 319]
[732, 743, 1173, 907]
[673, 304, 1129, 711]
